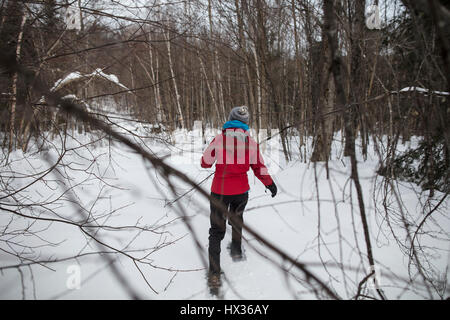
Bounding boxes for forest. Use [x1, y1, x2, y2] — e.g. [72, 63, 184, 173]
[0, 0, 449, 300]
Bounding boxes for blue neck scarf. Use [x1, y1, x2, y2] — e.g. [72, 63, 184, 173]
[222, 120, 249, 131]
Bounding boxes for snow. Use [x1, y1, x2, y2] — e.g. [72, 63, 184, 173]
[64, 4, 82, 31]
[51, 68, 129, 92]
[91, 68, 129, 90]
[51, 71, 83, 91]
[395, 86, 450, 96]
[61, 94, 78, 100]
[0, 117, 448, 300]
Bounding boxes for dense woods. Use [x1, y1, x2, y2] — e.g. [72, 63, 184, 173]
[0, 0, 448, 300]
[1, 1, 448, 176]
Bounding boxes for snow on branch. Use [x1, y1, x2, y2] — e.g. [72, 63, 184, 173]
[51, 68, 129, 92]
[392, 86, 450, 96]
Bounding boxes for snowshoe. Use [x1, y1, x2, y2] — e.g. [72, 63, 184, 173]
[227, 242, 246, 262]
[207, 271, 222, 296]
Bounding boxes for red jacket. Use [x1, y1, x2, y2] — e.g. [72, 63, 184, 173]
[201, 128, 273, 195]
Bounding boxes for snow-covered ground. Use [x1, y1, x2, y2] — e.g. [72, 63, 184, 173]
[0, 114, 448, 300]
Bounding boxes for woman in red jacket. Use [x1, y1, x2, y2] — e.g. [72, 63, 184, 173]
[201, 106, 277, 291]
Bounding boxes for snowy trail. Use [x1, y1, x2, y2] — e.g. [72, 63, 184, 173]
[1, 123, 448, 300]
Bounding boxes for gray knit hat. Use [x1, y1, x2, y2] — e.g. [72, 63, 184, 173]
[228, 106, 250, 124]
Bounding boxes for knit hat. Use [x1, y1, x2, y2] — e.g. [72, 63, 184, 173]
[228, 106, 250, 124]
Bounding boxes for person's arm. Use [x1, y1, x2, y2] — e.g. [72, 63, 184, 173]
[201, 136, 217, 168]
[250, 142, 273, 186]
[249, 140, 277, 197]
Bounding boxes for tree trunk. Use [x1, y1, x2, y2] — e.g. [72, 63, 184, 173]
[291, 0, 305, 148]
[150, 40, 164, 124]
[198, 48, 221, 126]
[208, 0, 226, 123]
[236, 0, 256, 129]
[165, 30, 185, 130]
[8, 9, 27, 153]
[323, 0, 386, 300]
[311, 11, 335, 163]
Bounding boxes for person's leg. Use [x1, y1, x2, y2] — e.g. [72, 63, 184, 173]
[228, 192, 248, 255]
[208, 193, 227, 274]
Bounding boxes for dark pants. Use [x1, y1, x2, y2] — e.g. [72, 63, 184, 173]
[208, 192, 248, 274]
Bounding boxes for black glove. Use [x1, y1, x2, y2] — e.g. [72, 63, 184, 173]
[266, 182, 277, 198]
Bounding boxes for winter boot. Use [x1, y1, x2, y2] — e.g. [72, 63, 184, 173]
[229, 241, 244, 262]
[207, 271, 222, 296]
